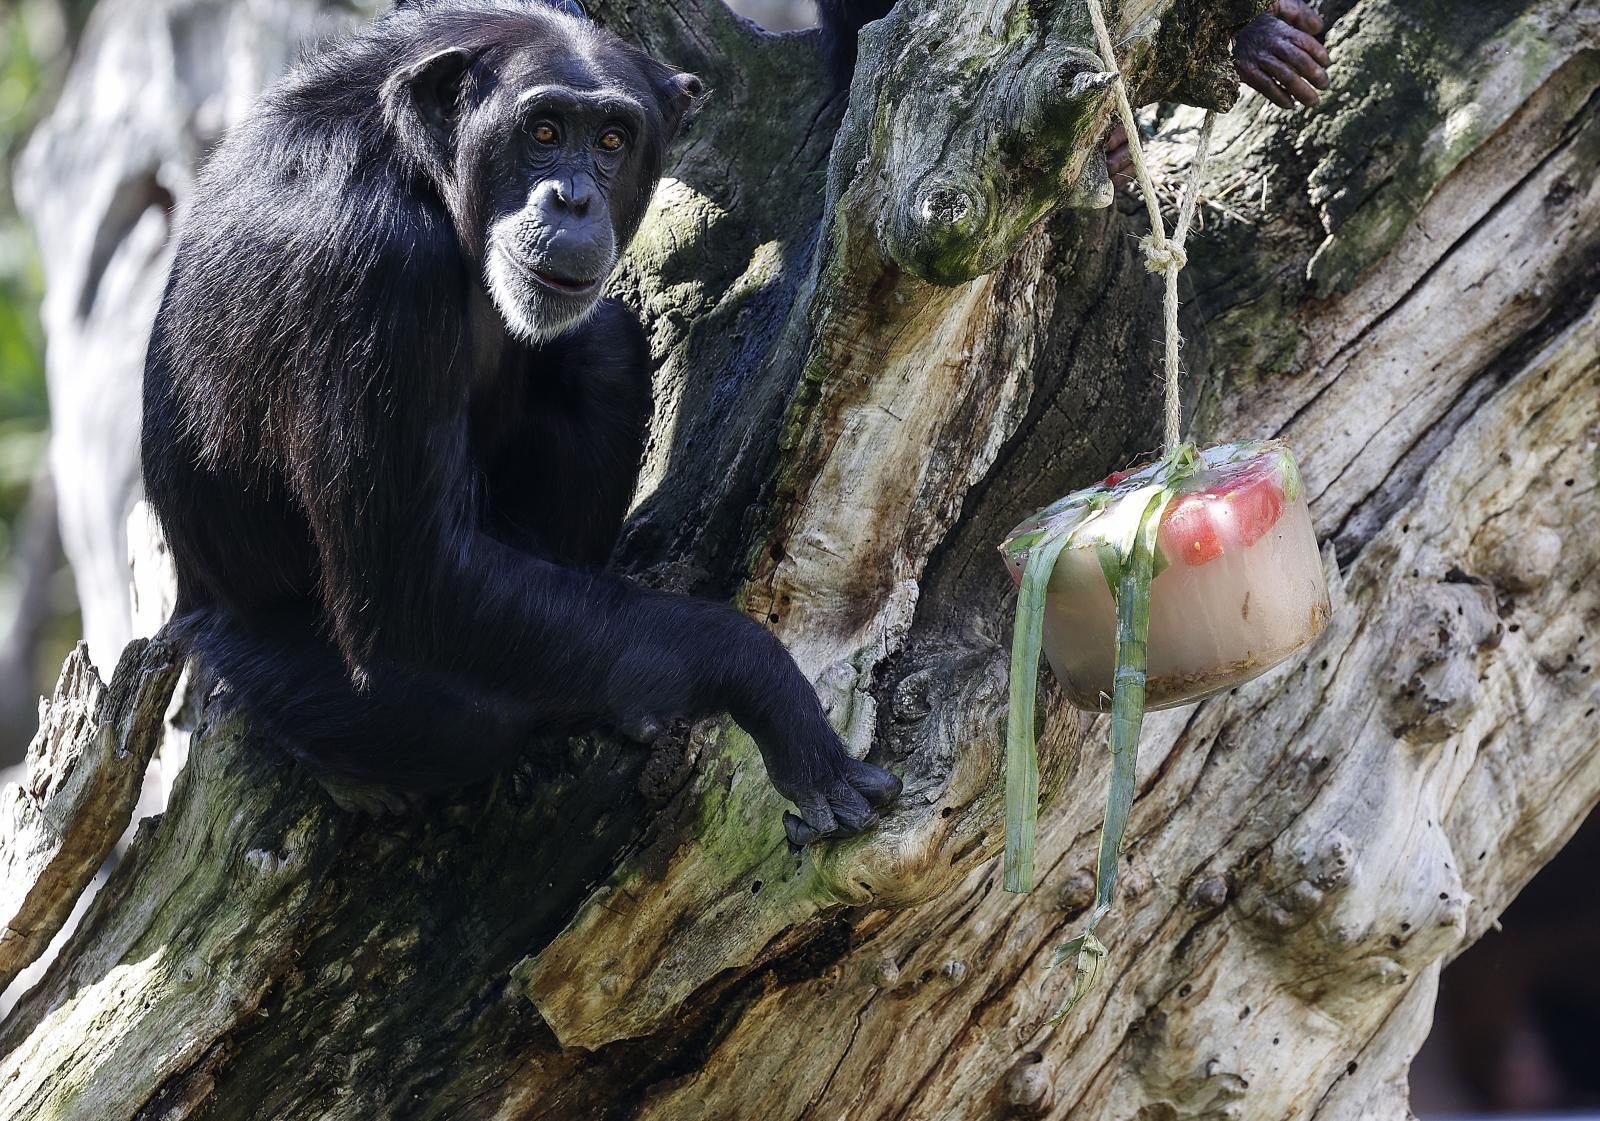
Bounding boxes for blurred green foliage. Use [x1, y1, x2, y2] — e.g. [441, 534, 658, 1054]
[0, 0, 81, 752]
[0, 2, 51, 449]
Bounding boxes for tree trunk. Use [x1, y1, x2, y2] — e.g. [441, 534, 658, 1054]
[2, 0, 1597, 1118]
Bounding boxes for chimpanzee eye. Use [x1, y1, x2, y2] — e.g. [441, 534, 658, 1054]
[597, 128, 627, 153]
[532, 122, 560, 145]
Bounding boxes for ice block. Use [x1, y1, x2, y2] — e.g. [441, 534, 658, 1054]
[1000, 441, 1331, 711]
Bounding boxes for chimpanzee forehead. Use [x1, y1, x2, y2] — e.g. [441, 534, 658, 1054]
[491, 18, 662, 105]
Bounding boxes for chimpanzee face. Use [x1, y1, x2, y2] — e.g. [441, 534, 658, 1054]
[383, 8, 701, 341]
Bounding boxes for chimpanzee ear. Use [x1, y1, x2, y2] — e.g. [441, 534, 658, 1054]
[664, 71, 706, 133]
[383, 47, 476, 185]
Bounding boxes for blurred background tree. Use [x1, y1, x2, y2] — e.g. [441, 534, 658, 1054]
[0, 0, 94, 767]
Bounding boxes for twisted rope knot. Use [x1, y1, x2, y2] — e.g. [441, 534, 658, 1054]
[1139, 236, 1188, 275]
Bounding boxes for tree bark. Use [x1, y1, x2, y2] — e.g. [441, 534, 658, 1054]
[2, 0, 1597, 1118]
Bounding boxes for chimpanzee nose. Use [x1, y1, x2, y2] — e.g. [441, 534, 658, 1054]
[537, 178, 593, 220]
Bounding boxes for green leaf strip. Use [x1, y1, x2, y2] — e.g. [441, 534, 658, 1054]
[1003, 525, 1073, 893]
[1052, 485, 1171, 1018]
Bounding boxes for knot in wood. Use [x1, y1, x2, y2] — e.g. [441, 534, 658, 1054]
[1187, 875, 1229, 912]
[1003, 1055, 1054, 1115]
[867, 957, 901, 988]
[1055, 869, 1096, 914]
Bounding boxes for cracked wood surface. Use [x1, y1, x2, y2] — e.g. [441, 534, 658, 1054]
[0, 640, 179, 994]
[0, 0, 1596, 1118]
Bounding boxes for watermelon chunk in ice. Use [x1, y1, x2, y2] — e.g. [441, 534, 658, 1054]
[1159, 458, 1288, 567]
[999, 440, 1327, 712]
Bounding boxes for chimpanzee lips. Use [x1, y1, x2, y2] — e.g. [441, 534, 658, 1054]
[530, 268, 603, 297]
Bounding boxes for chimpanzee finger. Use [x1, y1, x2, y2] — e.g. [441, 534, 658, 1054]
[1106, 139, 1133, 187]
[1106, 120, 1132, 181]
[784, 808, 832, 848]
[844, 758, 902, 807]
[1279, 41, 1330, 89]
[1259, 54, 1321, 107]
[1239, 62, 1295, 109]
[1286, 26, 1331, 67]
[824, 782, 878, 837]
[1275, 0, 1324, 36]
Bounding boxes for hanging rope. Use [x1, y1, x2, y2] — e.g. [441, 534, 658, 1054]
[1082, 0, 1215, 453]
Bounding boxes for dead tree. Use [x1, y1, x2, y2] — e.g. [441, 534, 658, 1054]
[2, 0, 1597, 1117]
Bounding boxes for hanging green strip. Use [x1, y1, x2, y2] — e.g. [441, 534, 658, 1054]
[1003, 526, 1073, 893]
[1051, 485, 1166, 1019]
[999, 446, 1201, 1012]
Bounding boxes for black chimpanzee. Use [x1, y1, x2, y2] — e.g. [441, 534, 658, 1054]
[818, 0, 1334, 185]
[819, 0, 1331, 101]
[141, 0, 901, 846]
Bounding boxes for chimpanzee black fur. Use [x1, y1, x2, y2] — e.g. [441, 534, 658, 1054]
[141, 0, 901, 845]
[814, 0, 895, 87]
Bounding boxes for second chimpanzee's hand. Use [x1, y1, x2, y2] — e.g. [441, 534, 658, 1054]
[1103, 1, 1331, 195]
[1234, 1, 1331, 109]
[1106, 121, 1134, 193]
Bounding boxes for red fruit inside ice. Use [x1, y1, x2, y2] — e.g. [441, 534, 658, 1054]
[1159, 463, 1287, 566]
[1226, 469, 1286, 546]
[1163, 495, 1224, 564]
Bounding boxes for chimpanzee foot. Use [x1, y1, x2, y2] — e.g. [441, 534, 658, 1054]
[781, 757, 903, 848]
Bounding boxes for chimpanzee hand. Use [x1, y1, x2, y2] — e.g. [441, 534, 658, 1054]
[726, 634, 903, 846]
[772, 744, 903, 848]
[1106, 120, 1133, 193]
[1234, 0, 1331, 109]
[606, 605, 902, 846]
[624, 706, 900, 845]
[1103, 0, 1330, 193]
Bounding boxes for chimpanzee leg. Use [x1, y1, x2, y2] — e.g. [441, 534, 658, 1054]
[185, 607, 544, 808]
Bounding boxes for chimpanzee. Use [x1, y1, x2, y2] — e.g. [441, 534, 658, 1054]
[141, 0, 902, 846]
[817, 0, 1334, 186]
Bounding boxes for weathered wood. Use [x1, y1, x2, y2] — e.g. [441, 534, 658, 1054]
[0, 638, 179, 991]
[522, 0, 1242, 1050]
[1, 0, 1596, 1117]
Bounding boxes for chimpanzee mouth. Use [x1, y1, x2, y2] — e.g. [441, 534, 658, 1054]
[530, 269, 603, 297]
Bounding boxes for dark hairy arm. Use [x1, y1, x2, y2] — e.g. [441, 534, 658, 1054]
[1107, 0, 1332, 188]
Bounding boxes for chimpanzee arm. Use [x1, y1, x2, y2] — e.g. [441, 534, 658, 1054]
[289, 270, 896, 842]
[306, 431, 897, 839]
